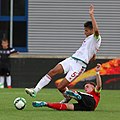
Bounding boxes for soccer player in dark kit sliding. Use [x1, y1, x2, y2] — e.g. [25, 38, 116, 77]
[32, 64, 102, 111]
[25, 4, 102, 103]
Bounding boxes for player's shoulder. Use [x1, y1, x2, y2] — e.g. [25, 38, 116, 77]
[86, 34, 101, 42]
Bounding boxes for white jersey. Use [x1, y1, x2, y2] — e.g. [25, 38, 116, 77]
[72, 34, 101, 64]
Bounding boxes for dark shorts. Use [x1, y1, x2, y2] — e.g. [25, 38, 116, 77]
[0, 68, 10, 76]
[0, 62, 11, 76]
[73, 91, 96, 111]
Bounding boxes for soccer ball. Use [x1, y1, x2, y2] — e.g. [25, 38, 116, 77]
[14, 97, 26, 110]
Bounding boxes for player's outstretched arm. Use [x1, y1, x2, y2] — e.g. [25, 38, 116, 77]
[95, 64, 102, 91]
[89, 4, 100, 37]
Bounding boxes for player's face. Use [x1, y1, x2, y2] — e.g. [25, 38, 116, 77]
[84, 83, 94, 93]
[2, 41, 9, 49]
[84, 27, 93, 37]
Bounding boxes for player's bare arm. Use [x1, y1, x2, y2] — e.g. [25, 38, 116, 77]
[95, 64, 102, 91]
[89, 4, 99, 37]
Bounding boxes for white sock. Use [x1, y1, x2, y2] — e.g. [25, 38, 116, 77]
[0, 76, 4, 88]
[34, 74, 51, 93]
[6, 76, 11, 87]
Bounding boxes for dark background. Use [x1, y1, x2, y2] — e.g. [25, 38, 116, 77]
[4, 58, 119, 90]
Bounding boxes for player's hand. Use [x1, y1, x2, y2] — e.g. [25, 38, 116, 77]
[95, 63, 101, 72]
[89, 4, 94, 15]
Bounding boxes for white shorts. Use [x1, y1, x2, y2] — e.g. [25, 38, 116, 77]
[59, 57, 87, 82]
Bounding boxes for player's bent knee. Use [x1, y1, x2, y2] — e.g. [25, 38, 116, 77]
[48, 69, 57, 77]
[57, 85, 63, 91]
[57, 85, 66, 93]
[57, 83, 69, 93]
[57, 78, 70, 93]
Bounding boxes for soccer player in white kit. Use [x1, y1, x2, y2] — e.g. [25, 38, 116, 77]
[25, 4, 102, 103]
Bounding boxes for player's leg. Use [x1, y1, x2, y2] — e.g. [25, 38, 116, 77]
[58, 68, 81, 103]
[6, 68, 12, 88]
[0, 76, 4, 88]
[6, 75, 12, 88]
[40, 101, 95, 111]
[46, 103, 74, 110]
[0, 68, 5, 88]
[65, 90, 82, 100]
[25, 63, 64, 97]
[57, 78, 72, 103]
[58, 76, 82, 103]
[34, 63, 64, 92]
[32, 101, 74, 111]
[59, 64, 86, 103]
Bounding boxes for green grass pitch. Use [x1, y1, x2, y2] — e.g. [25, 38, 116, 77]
[0, 88, 120, 120]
